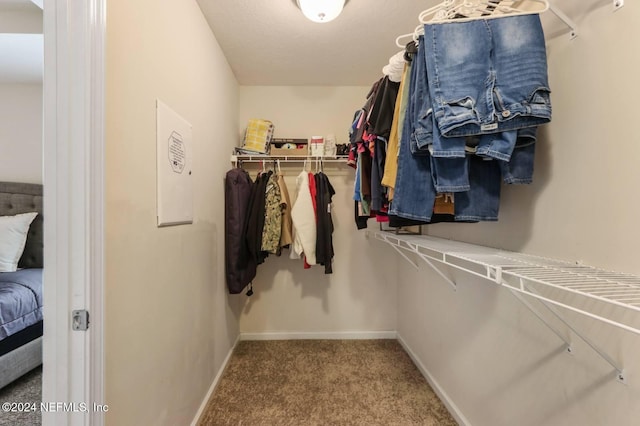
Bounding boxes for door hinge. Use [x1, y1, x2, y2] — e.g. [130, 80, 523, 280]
[72, 309, 90, 331]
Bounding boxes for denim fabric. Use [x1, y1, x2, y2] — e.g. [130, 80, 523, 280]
[500, 127, 537, 184]
[430, 155, 470, 192]
[353, 154, 361, 202]
[454, 155, 502, 221]
[428, 114, 470, 191]
[370, 136, 387, 211]
[411, 37, 434, 155]
[389, 90, 437, 221]
[424, 15, 551, 149]
[397, 62, 412, 148]
[476, 130, 518, 161]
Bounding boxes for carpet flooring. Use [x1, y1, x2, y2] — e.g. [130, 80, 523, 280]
[199, 340, 457, 425]
[0, 366, 41, 426]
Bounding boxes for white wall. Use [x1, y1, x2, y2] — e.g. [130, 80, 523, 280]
[0, 3, 42, 33]
[238, 86, 398, 336]
[397, 3, 640, 425]
[105, 0, 241, 424]
[0, 83, 42, 184]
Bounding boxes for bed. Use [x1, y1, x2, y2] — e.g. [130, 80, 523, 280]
[0, 182, 43, 389]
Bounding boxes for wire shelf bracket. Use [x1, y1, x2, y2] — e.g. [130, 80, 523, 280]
[508, 288, 574, 355]
[549, 3, 578, 39]
[548, 0, 625, 40]
[373, 232, 639, 384]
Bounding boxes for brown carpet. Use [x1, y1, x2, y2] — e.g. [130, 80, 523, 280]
[0, 366, 41, 426]
[199, 340, 457, 426]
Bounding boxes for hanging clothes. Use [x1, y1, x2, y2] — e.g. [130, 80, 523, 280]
[261, 171, 282, 255]
[314, 172, 335, 274]
[224, 168, 256, 294]
[277, 171, 293, 251]
[246, 170, 271, 265]
[290, 170, 316, 265]
[349, 13, 550, 228]
[382, 61, 411, 201]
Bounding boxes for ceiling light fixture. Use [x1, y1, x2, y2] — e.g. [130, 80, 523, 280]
[296, 0, 346, 23]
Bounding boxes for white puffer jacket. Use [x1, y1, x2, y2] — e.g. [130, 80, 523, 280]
[290, 171, 316, 265]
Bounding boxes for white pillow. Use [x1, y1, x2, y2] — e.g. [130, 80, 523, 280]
[0, 212, 38, 272]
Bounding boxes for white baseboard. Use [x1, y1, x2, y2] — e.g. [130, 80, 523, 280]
[240, 330, 397, 341]
[397, 333, 471, 426]
[190, 334, 240, 426]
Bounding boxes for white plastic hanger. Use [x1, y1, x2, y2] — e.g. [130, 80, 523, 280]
[418, 0, 457, 21]
[396, 0, 455, 47]
[395, 32, 414, 48]
[419, 0, 549, 24]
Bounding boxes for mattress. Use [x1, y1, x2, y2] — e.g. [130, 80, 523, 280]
[0, 321, 42, 357]
[0, 268, 43, 341]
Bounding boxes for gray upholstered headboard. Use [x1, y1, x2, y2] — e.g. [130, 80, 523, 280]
[0, 182, 43, 268]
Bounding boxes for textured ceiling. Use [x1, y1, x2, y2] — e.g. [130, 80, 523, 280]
[196, 0, 438, 86]
[197, 0, 600, 86]
[0, 0, 599, 87]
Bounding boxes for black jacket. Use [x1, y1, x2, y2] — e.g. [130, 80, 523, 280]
[224, 168, 256, 294]
[314, 172, 335, 274]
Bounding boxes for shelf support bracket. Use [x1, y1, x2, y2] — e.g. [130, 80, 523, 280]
[517, 279, 627, 384]
[549, 3, 578, 39]
[388, 243, 420, 270]
[417, 254, 457, 290]
[378, 235, 456, 289]
[508, 289, 573, 354]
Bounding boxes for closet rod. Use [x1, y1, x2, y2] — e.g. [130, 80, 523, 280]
[231, 154, 349, 164]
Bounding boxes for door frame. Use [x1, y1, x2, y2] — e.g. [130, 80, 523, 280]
[42, 0, 105, 424]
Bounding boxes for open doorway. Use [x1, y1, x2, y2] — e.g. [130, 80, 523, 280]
[0, 1, 44, 425]
[0, 0, 105, 424]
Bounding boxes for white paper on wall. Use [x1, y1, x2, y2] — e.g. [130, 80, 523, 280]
[156, 99, 193, 226]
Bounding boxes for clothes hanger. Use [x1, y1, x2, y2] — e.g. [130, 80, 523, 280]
[418, 0, 457, 24]
[412, 23, 424, 43]
[395, 32, 414, 48]
[403, 0, 455, 45]
[419, 0, 549, 24]
[418, 0, 457, 22]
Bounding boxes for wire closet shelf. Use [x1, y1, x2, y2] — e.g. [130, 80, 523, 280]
[374, 232, 640, 337]
[232, 154, 349, 161]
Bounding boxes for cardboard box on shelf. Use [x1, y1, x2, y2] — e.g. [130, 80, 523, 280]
[271, 138, 308, 146]
[269, 138, 308, 156]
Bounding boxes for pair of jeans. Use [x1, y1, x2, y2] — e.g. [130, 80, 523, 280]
[500, 127, 537, 184]
[454, 155, 502, 221]
[391, 137, 501, 221]
[410, 36, 433, 156]
[410, 36, 470, 192]
[424, 14, 551, 161]
[389, 81, 437, 221]
[390, 98, 502, 221]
